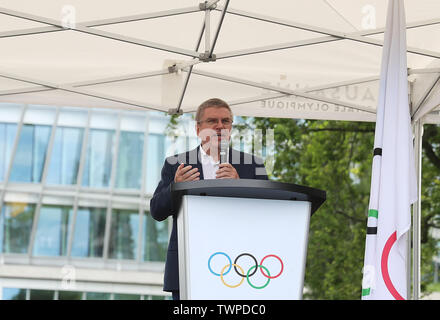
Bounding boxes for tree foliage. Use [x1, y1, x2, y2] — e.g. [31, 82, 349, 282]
[166, 112, 439, 299]
[420, 124, 440, 292]
[250, 117, 439, 299]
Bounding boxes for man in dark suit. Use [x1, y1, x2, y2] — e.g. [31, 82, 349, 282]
[150, 98, 268, 300]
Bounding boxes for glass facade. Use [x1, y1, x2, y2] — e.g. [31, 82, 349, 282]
[0, 202, 36, 254]
[143, 213, 168, 262]
[46, 127, 83, 185]
[82, 129, 115, 188]
[33, 205, 73, 257]
[2, 287, 167, 300]
[146, 134, 167, 194]
[0, 123, 17, 182]
[116, 131, 144, 189]
[71, 206, 107, 258]
[9, 124, 52, 183]
[0, 103, 198, 300]
[2, 288, 27, 300]
[109, 208, 139, 260]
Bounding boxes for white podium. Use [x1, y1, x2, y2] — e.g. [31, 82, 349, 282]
[171, 179, 326, 300]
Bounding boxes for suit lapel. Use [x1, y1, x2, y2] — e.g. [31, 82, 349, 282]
[229, 147, 241, 173]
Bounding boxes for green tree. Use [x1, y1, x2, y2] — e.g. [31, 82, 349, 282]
[420, 124, 440, 293]
[251, 117, 439, 299]
[165, 113, 439, 299]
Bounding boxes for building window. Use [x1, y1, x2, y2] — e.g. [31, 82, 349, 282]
[46, 127, 84, 185]
[2, 288, 26, 300]
[0, 123, 17, 182]
[58, 291, 83, 300]
[1, 287, 168, 300]
[85, 292, 111, 300]
[146, 134, 166, 194]
[115, 131, 144, 189]
[82, 129, 115, 188]
[113, 293, 141, 300]
[142, 212, 168, 262]
[70, 207, 106, 258]
[32, 205, 74, 257]
[29, 289, 54, 300]
[108, 208, 139, 260]
[0, 104, 182, 300]
[9, 124, 52, 183]
[0, 202, 36, 254]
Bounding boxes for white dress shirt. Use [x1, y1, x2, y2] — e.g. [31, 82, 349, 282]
[199, 145, 228, 179]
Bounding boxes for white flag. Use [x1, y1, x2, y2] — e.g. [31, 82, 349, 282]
[361, 0, 418, 300]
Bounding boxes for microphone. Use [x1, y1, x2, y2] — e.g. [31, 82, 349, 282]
[220, 139, 229, 163]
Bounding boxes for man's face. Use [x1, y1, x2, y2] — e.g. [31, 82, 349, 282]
[196, 106, 233, 147]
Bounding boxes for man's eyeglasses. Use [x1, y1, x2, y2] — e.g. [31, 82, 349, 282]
[198, 118, 233, 126]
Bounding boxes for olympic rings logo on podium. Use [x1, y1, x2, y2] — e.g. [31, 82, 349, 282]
[207, 252, 284, 289]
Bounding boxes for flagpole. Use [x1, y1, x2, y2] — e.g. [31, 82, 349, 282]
[412, 119, 423, 300]
[407, 79, 413, 299]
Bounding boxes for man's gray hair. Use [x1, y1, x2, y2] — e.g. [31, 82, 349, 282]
[195, 98, 233, 123]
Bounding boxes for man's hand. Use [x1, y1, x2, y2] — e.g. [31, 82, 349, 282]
[216, 163, 239, 179]
[174, 163, 200, 183]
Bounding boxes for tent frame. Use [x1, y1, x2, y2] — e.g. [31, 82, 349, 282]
[1, 4, 439, 112]
[1, 2, 440, 300]
[412, 119, 423, 300]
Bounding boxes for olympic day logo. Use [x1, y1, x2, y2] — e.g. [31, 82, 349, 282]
[208, 252, 284, 289]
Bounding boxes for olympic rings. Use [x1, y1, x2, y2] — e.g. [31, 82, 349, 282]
[221, 264, 245, 288]
[234, 253, 258, 278]
[208, 252, 232, 276]
[247, 265, 271, 289]
[260, 254, 284, 279]
[208, 252, 284, 289]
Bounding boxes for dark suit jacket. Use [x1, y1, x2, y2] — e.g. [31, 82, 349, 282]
[149, 145, 269, 292]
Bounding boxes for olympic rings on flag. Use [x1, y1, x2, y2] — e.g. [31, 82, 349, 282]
[221, 264, 245, 288]
[260, 254, 284, 279]
[247, 265, 271, 289]
[208, 252, 284, 289]
[234, 253, 258, 277]
[208, 252, 232, 276]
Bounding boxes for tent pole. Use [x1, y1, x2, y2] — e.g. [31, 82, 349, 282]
[204, 3, 211, 55]
[209, 0, 230, 57]
[172, 22, 206, 115]
[0, 70, 165, 112]
[412, 75, 440, 121]
[216, 6, 440, 60]
[409, 68, 440, 74]
[0, 7, 199, 58]
[408, 80, 414, 299]
[412, 118, 423, 300]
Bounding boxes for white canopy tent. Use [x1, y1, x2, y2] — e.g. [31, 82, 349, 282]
[0, 0, 439, 299]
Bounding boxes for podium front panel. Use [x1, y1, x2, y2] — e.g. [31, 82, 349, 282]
[177, 195, 311, 300]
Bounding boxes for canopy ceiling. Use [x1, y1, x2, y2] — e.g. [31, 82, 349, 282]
[0, 0, 439, 123]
